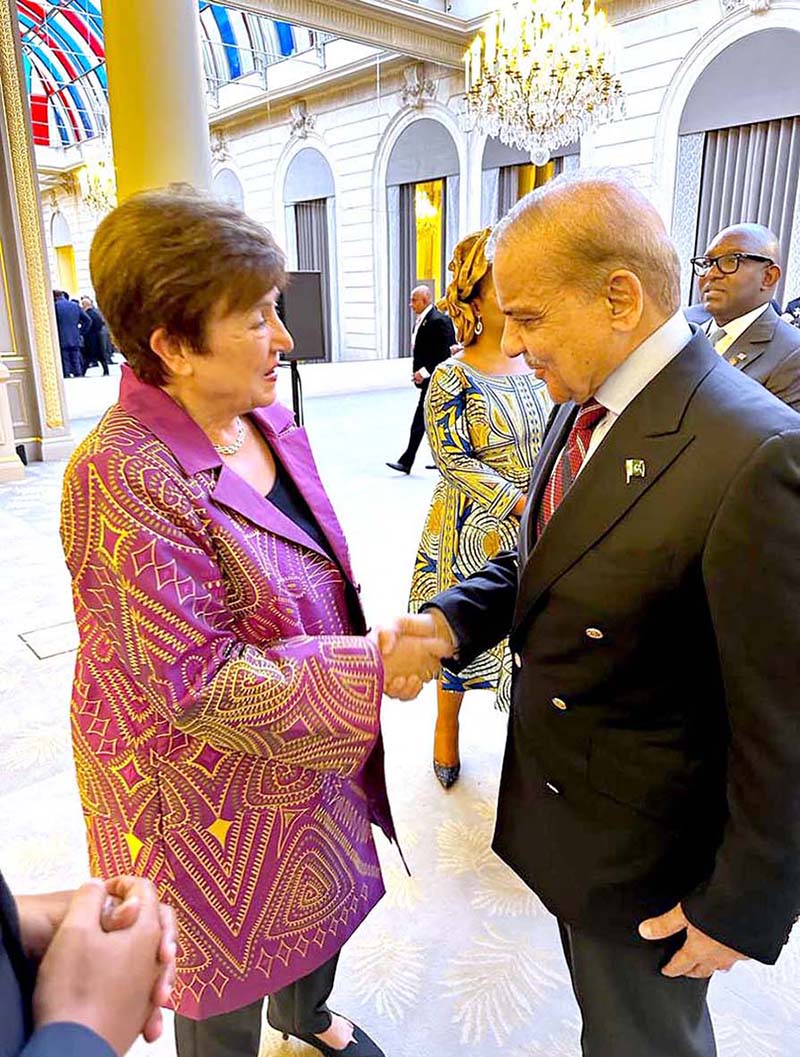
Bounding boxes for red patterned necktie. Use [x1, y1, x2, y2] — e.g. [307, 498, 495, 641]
[537, 400, 607, 534]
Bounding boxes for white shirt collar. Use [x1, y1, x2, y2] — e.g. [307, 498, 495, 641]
[414, 304, 434, 328]
[594, 309, 692, 417]
[710, 302, 770, 343]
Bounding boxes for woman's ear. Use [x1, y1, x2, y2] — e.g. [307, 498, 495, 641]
[150, 327, 191, 379]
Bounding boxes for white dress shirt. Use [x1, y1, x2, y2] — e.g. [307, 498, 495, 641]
[576, 309, 692, 476]
[705, 302, 769, 356]
[411, 303, 433, 349]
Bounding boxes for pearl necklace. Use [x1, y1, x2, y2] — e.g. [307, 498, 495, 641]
[212, 417, 246, 456]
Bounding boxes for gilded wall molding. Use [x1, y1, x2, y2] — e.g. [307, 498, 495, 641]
[0, 0, 64, 430]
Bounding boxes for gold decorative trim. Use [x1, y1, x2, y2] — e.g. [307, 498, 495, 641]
[0, 0, 64, 429]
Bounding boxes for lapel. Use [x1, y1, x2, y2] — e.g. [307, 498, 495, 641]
[254, 407, 355, 581]
[119, 368, 352, 577]
[413, 308, 433, 352]
[518, 402, 575, 568]
[512, 332, 718, 633]
[723, 306, 779, 373]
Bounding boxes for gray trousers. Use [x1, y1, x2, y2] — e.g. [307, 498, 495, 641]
[174, 953, 339, 1057]
[558, 921, 716, 1057]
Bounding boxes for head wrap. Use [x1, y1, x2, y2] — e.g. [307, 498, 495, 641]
[436, 227, 492, 347]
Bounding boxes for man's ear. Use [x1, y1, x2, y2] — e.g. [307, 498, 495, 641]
[606, 270, 644, 332]
[150, 326, 191, 379]
[763, 263, 782, 292]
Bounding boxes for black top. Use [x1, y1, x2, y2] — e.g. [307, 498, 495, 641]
[266, 457, 336, 563]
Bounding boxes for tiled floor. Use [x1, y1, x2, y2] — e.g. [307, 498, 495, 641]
[1, 383, 797, 1057]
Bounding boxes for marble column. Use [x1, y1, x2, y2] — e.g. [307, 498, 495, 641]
[102, 0, 212, 200]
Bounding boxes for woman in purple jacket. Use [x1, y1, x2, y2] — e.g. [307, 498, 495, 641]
[61, 188, 437, 1057]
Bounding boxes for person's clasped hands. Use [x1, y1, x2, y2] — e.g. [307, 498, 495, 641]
[371, 609, 456, 700]
[23, 874, 177, 1055]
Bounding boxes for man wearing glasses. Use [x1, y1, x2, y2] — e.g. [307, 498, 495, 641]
[688, 223, 800, 411]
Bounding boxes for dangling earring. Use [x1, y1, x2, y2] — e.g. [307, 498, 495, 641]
[474, 314, 484, 337]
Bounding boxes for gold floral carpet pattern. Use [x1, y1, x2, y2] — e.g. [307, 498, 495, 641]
[1, 389, 798, 1057]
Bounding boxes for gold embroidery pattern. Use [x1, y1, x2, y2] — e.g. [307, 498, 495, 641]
[61, 406, 385, 1018]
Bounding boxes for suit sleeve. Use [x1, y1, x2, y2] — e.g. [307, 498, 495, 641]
[765, 346, 800, 413]
[424, 365, 524, 519]
[61, 449, 382, 777]
[683, 429, 800, 962]
[19, 1023, 115, 1057]
[424, 548, 519, 671]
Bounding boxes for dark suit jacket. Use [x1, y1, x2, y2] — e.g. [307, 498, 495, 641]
[411, 306, 456, 378]
[684, 304, 800, 409]
[722, 306, 800, 412]
[54, 299, 91, 352]
[432, 329, 800, 963]
[0, 870, 114, 1056]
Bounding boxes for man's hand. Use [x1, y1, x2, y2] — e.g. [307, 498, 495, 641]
[102, 876, 177, 1042]
[18, 876, 177, 1043]
[33, 879, 164, 1056]
[639, 903, 748, 979]
[371, 611, 456, 700]
[413, 370, 424, 386]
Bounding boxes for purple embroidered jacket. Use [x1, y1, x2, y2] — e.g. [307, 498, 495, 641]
[61, 368, 392, 1019]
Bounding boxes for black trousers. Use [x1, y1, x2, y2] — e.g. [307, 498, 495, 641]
[397, 381, 429, 470]
[174, 952, 339, 1057]
[558, 921, 716, 1057]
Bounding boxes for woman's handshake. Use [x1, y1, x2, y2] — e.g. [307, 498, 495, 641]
[370, 610, 457, 700]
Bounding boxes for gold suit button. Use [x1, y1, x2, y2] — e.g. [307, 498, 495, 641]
[513, 653, 522, 668]
[586, 628, 604, 640]
[552, 697, 568, 711]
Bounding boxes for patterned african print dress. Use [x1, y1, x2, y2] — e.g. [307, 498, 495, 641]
[409, 358, 551, 708]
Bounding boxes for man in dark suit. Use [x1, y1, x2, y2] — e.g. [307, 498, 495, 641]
[53, 290, 91, 378]
[688, 224, 800, 411]
[0, 866, 175, 1056]
[389, 175, 800, 1055]
[386, 284, 456, 473]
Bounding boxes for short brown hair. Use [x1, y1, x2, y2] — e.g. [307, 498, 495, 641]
[90, 186, 286, 386]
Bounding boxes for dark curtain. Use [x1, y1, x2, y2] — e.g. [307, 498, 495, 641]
[693, 117, 800, 303]
[498, 166, 518, 218]
[398, 182, 416, 358]
[294, 197, 331, 361]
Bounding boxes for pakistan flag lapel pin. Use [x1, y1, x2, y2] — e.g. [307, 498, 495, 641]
[625, 458, 646, 485]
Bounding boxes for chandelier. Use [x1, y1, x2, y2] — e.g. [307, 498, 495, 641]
[464, 0, 625, 159]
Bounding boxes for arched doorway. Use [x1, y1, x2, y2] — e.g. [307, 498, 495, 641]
[386, 118, 460, 359]
[673, 28, 800, 303]
[283, 146, 336, 361]
[480, 138, 580, 227]
[51, 212, 78, 296]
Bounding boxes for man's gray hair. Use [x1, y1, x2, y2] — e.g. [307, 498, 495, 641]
[487, 169, 681, 315]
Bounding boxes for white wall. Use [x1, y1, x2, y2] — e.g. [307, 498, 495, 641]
[37, 0, 800, 357]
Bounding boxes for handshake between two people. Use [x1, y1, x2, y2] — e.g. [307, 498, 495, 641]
[369, 610, 457, 700]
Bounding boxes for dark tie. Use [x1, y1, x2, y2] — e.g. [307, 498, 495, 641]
[537, 400, 607, 535]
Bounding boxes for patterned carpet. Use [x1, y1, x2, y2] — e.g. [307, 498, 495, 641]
[0, 386, 798, 1057]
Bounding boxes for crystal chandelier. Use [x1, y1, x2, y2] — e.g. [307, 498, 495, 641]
[464, 0, 625, 159]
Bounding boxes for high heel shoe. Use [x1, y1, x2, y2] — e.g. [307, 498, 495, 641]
[266, 1010, 385, 1056]
[433, 759, 461, 789]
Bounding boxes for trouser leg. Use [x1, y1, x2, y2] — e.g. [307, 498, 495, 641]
[267, 952, 340, 1036]
[174, 997, 263, 1057]
[558, 920, 716, 1057]
[68, 347, 84, 376]
[397, 384, 428, 469]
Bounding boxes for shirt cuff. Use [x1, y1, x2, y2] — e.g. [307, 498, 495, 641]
[22, 1022, 117, 1057]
